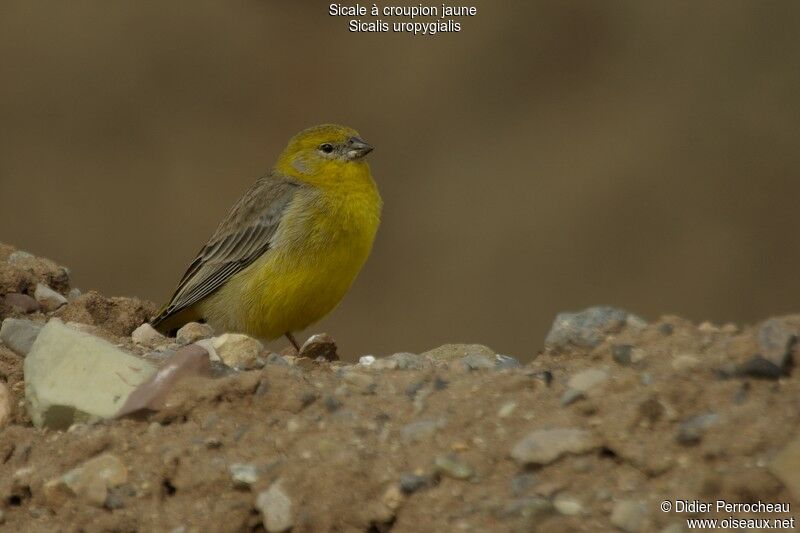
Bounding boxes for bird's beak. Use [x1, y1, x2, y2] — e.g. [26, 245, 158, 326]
[347, 137, 374, 159]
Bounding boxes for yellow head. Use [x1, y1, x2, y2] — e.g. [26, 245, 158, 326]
[275, 124, 374, 185]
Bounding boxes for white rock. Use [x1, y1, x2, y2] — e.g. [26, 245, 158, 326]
[131, 323, 167, 348]
[256, 481, 294, 532]
[0, 318, 43, 356]
[8, 250, 34, 263]
[567, 368, 609, 392]
[34, 283, 68, 312]
[229, 463, 259, 487]
[212, 333, 263, 370]
[511, 428, 599, 466]
[24, 319, 157, 428]
[553, 494, 584, 516]
[610, 500, 649, 532]
[176, 322, 214, 344]
[359, 355, 376, 366]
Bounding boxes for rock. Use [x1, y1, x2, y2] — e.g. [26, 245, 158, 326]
[0, 318, 43, 356]
[117, 344, 211, 416]
[611, 344, 633, 365]
[495, 354, 521, 369]
[769, 433, 800, 500]
[610, 500, 649, 532]
[422, 343, 495, 362]
[359, 355, 376, 366]
[399, 473, 429, 494]
[57, 291, 156, 336]
[402, 419, 444, 443]
[265, 353, 290, 367]
[212, 333, 264, 370]
[67, 288, 82, 301]
[562, 368, 609, 405]
[1, 250, 70, 294]
[553, 494, 584, 516]
[256, 481, 293, 532]
[176, 322, 214, 344]
[501, 497, 554, 521]
[4, 293, 40, 313]
[229, 463, 259, 488]
[511, 428, 599, 466]
[131, 322, 167, 348]
[497, 401, 517, 418]
[672, 354, 700, 372]
[434, 455, 473, 480]
[459, 353, 495, 370]
[545, 306, 645, 351]
[299, 333, 338, 361]
[733, 356, 785, 380]
[34, 283, 67, 312]
[0, 381, 11, 429]
[43, 453, 128, 508]
[24, 318, 157, 428]
[676, 412, 719, 445]
[757, 317, 798, 371]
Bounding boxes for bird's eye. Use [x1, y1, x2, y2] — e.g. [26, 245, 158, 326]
[319, 143, 334, 154]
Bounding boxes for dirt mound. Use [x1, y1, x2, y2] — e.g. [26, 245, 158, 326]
[1, 245, 799, 532]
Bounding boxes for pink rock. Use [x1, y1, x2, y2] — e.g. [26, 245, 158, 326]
[116, 344, 211, 417]
[4, 293, 40, 313]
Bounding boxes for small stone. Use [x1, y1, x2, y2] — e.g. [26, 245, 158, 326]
[497, 401, 517, 418]
[176, 322, 214, 344]
[422, 344, 495, 363]
[34, 283, 67, 312]
[611, 344, 632, 365]
[324, 395, 342, 412]
[43, 453, 128, 508]
[757, 317, 798, 370]
[676, 412, 719, 445]
[511, 428, 599, 466]
[495, 354, 521, 369]
[501, 497, 553, 520]
[299, 333, 338, 361]
[8, 250, 34, 263]
[658, 323, 674, 336]
[25, 319, 157, 428]
[399, 473, 429, 494]
[610, 500, 649, 532]
[388, 352, 427, 370]
[545, 306, 644, 351]
[213, 333, 264, 370]
[553, 494, 584, 516]
[256, 481, 293, 533]
[0, 318, 43, 356]
[131, 323, 167, 348]
[359, 355, 376, 366]
[734, 356, 785, 380]
[4, 293, 40, 313]
[229, 463, 259, 488]
[67, 288, 82, 301]
[672, 354, 700, 372]
[434, 455, 474, 480]
[0, 381, 12, 429]
[381, 484, 404, 510]
[459, 353, 495, 370]
[401, 419, 443, 443]
[769, 433, 800, 500]
[265, 353, 290, 367]
[117, 344, 211, 416]
[562, 368, 609, 406]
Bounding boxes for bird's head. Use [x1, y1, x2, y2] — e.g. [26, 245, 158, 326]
[276, 124, 373, 183]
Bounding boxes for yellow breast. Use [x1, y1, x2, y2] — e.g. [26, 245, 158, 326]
[201, 162, 381, 339]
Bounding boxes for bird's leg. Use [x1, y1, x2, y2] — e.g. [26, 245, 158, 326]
[285, 332, 301, 352]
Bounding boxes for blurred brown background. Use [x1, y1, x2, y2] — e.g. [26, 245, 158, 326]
[1, 2, 799, 360]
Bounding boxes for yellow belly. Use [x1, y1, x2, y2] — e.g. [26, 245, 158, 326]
[199, 182, 380, 339]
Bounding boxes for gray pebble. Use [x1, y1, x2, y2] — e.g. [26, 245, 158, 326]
[459, 353, 495, 370]
[0, 318, 43, 356]
[545, 306, 645, 351]
[399, 473, 429, 494]
[495, 354, 521, 369]
[676, 412, 719, 445]
[757, 317, 797, 370]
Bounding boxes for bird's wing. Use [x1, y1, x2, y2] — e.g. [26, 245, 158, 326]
[151, 175, 300, 328]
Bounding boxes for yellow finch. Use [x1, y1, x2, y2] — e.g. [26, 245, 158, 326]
[151, 124, 382, 349]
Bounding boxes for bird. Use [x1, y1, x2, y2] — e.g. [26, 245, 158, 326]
[151, 124, 382, 351]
